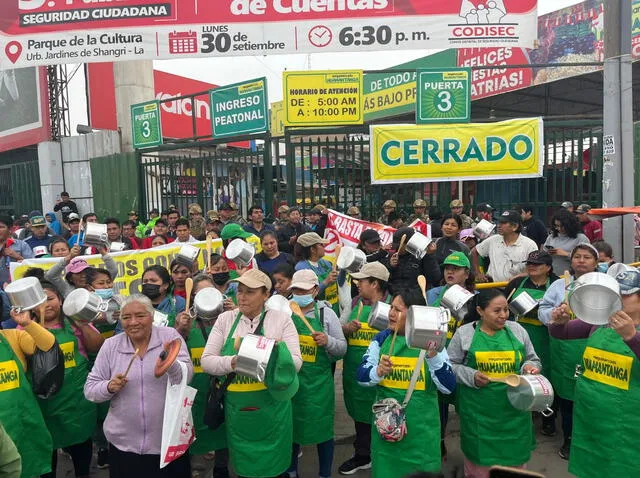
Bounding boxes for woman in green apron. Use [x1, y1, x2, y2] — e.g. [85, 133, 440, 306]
[209, 253, 239, 311]
[338, 261, 392, 475]
[0, 308, 55, 478]
[294, 232, 339, 313]
[286, 269, 347, 477]
[200, 269, 302, 478]
[175, 274, 230, 478]
[31, 281, 102, 478]
[448, 289, 542, 477]
[356, 288, 456, 478]
[549, 268, 640, 478]
[140, 265, 186, 327]
[538, 243, 599, 460]
[427, 251, 477, 460]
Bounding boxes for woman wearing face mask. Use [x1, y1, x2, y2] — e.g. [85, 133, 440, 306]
[85, 268, 121, 339]
[255, 231, 295, 277]
[140, 265, 185, 327]
[448, 289, 541, 477]
[29, 281, 103, 478]
[272, 263, 294, 297]
[434, 213, 470, 265]
[209, 254, 238, 311]
[287, 270, 347, 478]
[294, 232, 339, 313]
[538, 243, 599, 460]
[170, 259, 194, 300]
[356, 289, 456, 478]
[49, 236, 70, 258]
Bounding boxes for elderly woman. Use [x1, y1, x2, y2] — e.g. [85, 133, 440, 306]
[201, 269, 302, 478]
[448, 289, 541, 478]
[140, 265, 186, 327]
[549, 268, 640, 478]
[84, 294, 193, 477]
[357, 289, 456, 477]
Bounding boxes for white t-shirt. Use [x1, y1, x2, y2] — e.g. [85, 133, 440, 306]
[475, 233, 538, 282]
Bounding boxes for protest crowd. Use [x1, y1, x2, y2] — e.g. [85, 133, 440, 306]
[0, 192, 637, 478]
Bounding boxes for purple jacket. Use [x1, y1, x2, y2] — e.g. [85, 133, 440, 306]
[84, 326, 193, 455]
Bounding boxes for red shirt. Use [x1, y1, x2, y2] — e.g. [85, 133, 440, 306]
[141, 236, 175, 249]
[582, 219, 603, 243]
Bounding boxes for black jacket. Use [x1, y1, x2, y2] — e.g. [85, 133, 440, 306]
[522, 216, 548, 248]
[383, 252, 442, 295]
[277, 221, 310, 253]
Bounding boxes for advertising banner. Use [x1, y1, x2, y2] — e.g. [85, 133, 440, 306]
[0, 1, 538, 69]
[370, 117, 544, 184]
[416, 68, 471, 124]
[210, 77, 268, 138]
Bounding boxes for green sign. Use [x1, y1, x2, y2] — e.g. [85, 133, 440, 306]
[131, 101, 163, 149]
[211, 77, 268, 138]
[417, 68, 471, 124]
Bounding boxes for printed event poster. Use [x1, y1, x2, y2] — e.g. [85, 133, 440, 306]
[0, 1, 538, 68]
[369, 117, 544, 184]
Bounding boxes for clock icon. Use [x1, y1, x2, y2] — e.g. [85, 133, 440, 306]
[309, 25, 332, 48]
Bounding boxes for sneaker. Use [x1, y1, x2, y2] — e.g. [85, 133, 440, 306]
[541, 420, 556, 437]
[338, 456, 371, 475]
[558, 439, 571, 460]
[97, 448, 109, 469]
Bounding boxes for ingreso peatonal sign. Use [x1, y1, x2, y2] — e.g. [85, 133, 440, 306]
[0, 0, 538, 69]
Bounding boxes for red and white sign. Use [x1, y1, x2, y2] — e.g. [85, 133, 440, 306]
[0, 0, 538, 69]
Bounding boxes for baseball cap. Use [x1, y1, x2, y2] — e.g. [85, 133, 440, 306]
[561, 201, 574, 209]
[265, 341, 299, 401]
[297, 232, 328, 247]
[441, 251, 471, 269]
[309, 207, 323, 215]
[67, 213, 81, 222]
[65, 258, 90, 275]
[30, 216, 46, 227]
[498, 210, 521, 224]
[450, 199, 464, 208]
[289, 270, 320, 290]
[523, 250, 553, 266]
[278, 205, 290, 214]
[360, 229, 381, 244]
[576, 204, 591, 214]
[383, 200, 397, 208]
[232, 269, 272, 290]
[615, 269, 640, 295]
[350, 262, 390, 282]
[33, 246, 48, 258]
[476, 203, 493, 213]
[221, 223, 252, 240]
[413, 199, 427, 208]
[459, 228, 474, 241]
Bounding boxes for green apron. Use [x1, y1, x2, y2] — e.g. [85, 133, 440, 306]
[432, 286, 460, 406]
[570, 327, 640, 478]
[550, 334, 588, 401]
[0, 333, 53, 478]
[291, 304, 334, 445]
[343, 296, 389, 423]
[458, 324, 534, 466]
[314, 260, 339, 314]
[187, 321, 227, 455]
[38, 322, 96, 449]
[222, 312, 292, 477]
[371, 334, 441, 477]
[513, 277, 551, 376]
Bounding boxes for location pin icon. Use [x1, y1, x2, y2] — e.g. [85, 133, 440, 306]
[5, 41, 22, 64]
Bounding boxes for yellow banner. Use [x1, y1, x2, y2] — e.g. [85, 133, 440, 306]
[379, 356, 425, 391]
[347, 321, 377, 348]
[227, 374, 268, 393]
[283, 70, 364, 126]
[299, 335, 317, 363]
[364, 79, 416, 118]
[370, 117, 543, 184]
[191, 347, 204, 374]
[270, 101, 285, 137]
[60, 341, 76, 369]
[474, 350, 517, 378]
[0, 360, 19, 392]
[583, 346, 633, 391]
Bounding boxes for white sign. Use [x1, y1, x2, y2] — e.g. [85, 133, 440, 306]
[603, 134, 615, 155]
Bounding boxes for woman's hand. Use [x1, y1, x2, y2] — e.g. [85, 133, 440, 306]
[389, 253, 399, 267]
[553, 248, 569, 257]
[3, 248, 22, 261]
[324, 270, 338, 285]
[474, 371, 490, 387]
[522, 364, 540, 375]
[65, 245, 81, 263]
[107, 374, 128, 394]
[610, 310, 638, 341]
[236, 266, 249, 276]
[231, 355, 237, 370]
[223, 298, 235, 311]
[376, 356, 393, 378]
[342, 320, 361, 336]
[551, 303, 572, 324]
[426, 242, 437, 254]
[10, 309, 32, 327]
[311, 331, 328, 347]
[174, 311, 192, 339]
[475, 272, 488, 283]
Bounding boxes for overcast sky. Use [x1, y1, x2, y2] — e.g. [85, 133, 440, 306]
[68, 0, 584, 129]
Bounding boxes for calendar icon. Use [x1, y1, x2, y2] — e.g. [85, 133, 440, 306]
[168, 31, 198, 54]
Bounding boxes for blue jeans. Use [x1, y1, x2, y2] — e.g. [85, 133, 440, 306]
[288, 439, 334, 478]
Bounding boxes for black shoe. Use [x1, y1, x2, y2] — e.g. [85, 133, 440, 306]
[542, 420, 556, 437]
[96, 448, 109, 469]
[558, 439, 571, 460]
[338, 456, 371, 475]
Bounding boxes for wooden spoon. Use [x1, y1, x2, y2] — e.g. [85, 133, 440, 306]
[397, 234, 408, 255]
[289, 300, 316, 333]
[38, 302, 46, 326]
[333, 245, 342, 272]
[206, 234, 213, 272]
[417, 275, 428, 303]
[488, 374, 521, 387]
[184, 277, 194, 312]
[122, 348, 140, 379]
[234, 336, 242, 352]
[506, 286, 517, 302]
[383, 311, 401, 360]
[355, 301, 364, 321]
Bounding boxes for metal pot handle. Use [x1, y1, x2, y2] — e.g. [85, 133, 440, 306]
[97, 300, 109, 313]
[541, 407, 554, 418]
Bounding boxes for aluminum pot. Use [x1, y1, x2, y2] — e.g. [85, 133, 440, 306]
[568, 271, 622, 325]
[507, 374, 555, 416]
[110, 241, 126, 252]
[84, 222, 109, 248]
[5, 277, 47, 311]
[153, 310, 169, 327]
[236, 334, 276, 382]
[405, 305, 450, 352]
[175, 244, 200, 268]
[509, 291, 539, 317]
[441, 284, 475, 319]
[226, 239, 255, 268]
[336, 247, 366, 273]
[193, 287, 224, 321]
[607, 262, 636, 279]
[368, 301, 390, 331]
[266, 295, 292, 316]
[405, 232, 432, 259]
[62, 288, 108, 325]
[473, 219, 495, 240]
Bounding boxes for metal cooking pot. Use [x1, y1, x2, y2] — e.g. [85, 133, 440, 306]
[236, 334, 276, 382]
[368, 301, 390, 331]
[441, 285, 475, 319]
[607, 262, 636, 278]
[336, 247, 366, 273]
[5, 277, 47, 311]
[473, 219, 495, 240]
[226, 239, 255, 268]
[405, 305, 450, 352]
[175, 244, 200, 268]
[193, 287, 224, 321]
[266, 295, 292, 316]
[110, 241, 126, 252]
[62, 288, 108, 325]
[405, 232, 431, 259]
[568, 272, 622, 325]
[153, 310, 169, 327]
[507, 374, 554, 416]
[84, 222, 109, 248]
[509, 291, 539, 317]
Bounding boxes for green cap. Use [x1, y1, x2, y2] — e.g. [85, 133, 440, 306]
[221, 223, 252, 240]
[265, 341, 299, 401]
[441, 251, 470, 269]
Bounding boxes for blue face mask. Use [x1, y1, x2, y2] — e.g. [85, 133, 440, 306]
[597, 262, 609, 273]
[94, 288, 114, 300]
[292, 294, 314, 307]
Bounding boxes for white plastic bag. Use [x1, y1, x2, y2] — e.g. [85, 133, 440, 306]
[160, 361, 197, 468]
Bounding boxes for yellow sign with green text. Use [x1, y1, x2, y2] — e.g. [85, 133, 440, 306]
[270, 101, 285, 137]
[370, 118, 543, 184]
[283, 70, 364, 126]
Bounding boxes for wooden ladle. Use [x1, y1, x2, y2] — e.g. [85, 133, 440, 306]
[184, 277, 194, 312]
[289, 300, 316, 333]
[417, 275, 428, 303]
[488, 374, 521, 387]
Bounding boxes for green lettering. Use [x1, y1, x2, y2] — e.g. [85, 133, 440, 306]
[509, 134, 533, 160]
[462, 138, 485, 162]
[486, 137, 506, 161]
[443, 139, 461, 163]
[421, 139, 440, 164]
[403, 140, 419, 165]
[381, 141, 401, 166]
